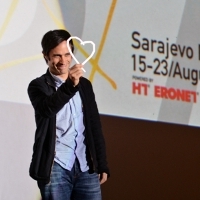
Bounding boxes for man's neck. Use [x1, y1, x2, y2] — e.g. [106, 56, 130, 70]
[56, 74, 68, 81]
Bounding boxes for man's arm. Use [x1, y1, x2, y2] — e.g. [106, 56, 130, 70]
[28, 77, 78, 118]
[87, 81, 110, 179]
[28, 65, 84, 118]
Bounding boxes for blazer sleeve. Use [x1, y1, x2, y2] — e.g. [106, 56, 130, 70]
[87, 81, 110, 176]
[27, 77, 78, 118]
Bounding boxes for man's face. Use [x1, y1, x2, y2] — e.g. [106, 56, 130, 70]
[46, 40, 72, 78]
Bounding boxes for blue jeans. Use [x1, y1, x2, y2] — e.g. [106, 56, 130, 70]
[37, 159, 101, 200]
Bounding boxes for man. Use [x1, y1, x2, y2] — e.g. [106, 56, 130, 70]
[28, 29, 109, 200]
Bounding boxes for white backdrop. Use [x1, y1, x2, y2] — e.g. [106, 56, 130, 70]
[0, 0, 200, 199]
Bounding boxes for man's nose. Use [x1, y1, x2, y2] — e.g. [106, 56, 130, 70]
[59, 55, 65, 63]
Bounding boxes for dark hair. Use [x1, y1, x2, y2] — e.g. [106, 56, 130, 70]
[41, 29, 74, 62]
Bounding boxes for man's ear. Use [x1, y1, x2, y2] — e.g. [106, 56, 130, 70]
[43, 54, 48, 60]
[42, 53, 49, 64]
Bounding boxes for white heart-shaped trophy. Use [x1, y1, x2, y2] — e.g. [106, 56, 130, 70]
[67, 36, 96, 72]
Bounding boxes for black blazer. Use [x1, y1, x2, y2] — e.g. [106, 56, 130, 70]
[28, 70, 109, 183]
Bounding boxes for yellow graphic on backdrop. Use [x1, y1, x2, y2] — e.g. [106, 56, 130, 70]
[0, 0, 117, 89]
[0, 0, 20, 40]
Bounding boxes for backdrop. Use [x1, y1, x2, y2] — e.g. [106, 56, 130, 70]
[0, 0, 200, 199]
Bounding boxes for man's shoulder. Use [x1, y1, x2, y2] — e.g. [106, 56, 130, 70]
[79, 77, 94, 94]
[80, 76, 92, 85]
[28, 71, 51, 86]
[31, 74, 46, 82]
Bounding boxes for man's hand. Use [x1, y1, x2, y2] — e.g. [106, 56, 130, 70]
[99, 173, 108, 185]
[68, 64, 84, 86]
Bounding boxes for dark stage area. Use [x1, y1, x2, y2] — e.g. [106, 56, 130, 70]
[100, 115, 200, 200]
